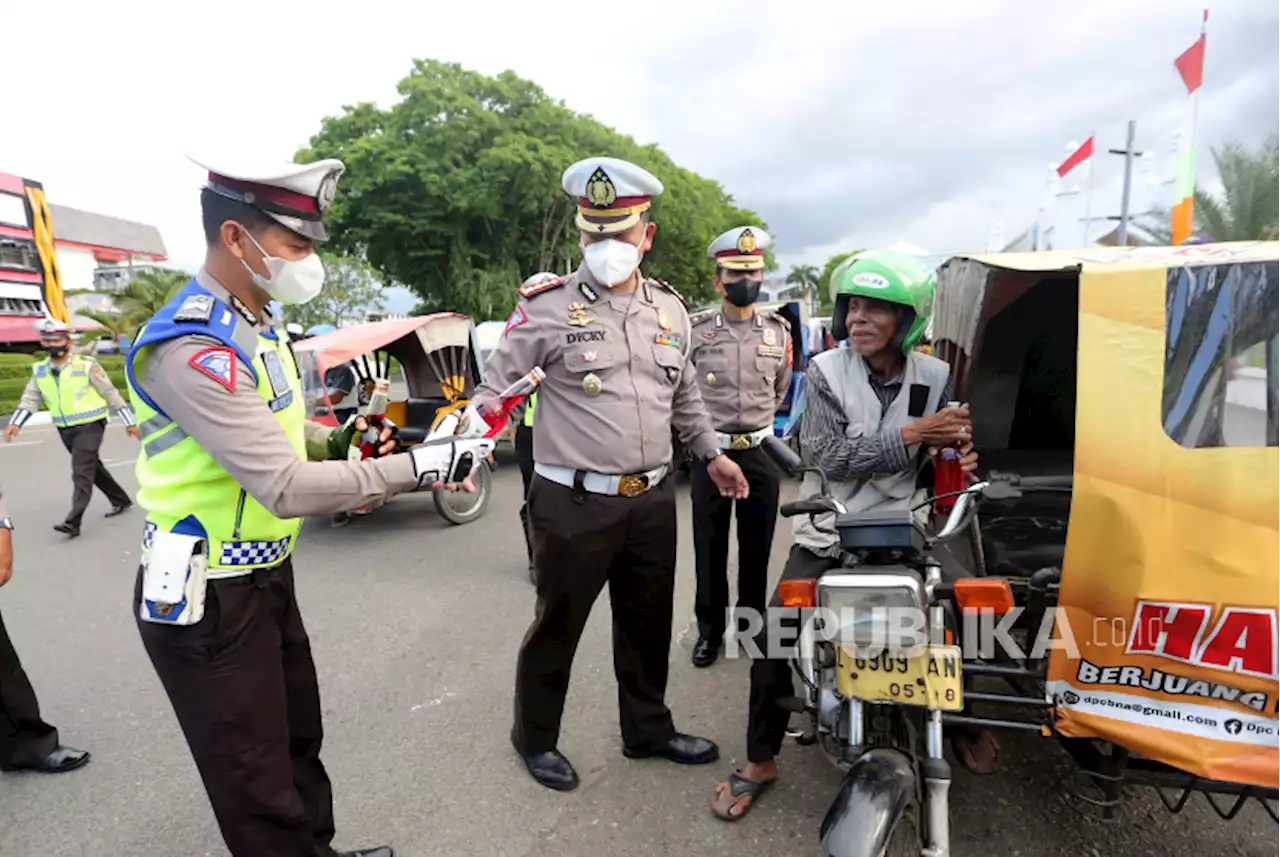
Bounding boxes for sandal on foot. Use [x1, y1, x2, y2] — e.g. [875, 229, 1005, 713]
[710, 771, 775, 821]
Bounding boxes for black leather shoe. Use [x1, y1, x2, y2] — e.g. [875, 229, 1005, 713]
[512, 738, 579, 791]
[623, 733, 719, 765]
[1, 745, 90, 774]
[105, 501, 132, 518]
[52, 522, 80, 538]
[691, 636, 720, 668]
[337, 848, 393, 857]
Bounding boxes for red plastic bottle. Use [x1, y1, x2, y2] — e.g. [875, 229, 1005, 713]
[932, 400, 967, 515]
[480, 367, 546, 439]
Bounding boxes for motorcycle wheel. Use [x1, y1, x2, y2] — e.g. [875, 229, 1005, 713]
[432, 459, 492, 525]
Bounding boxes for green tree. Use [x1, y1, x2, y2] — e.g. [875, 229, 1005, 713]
[296, 59, 768, 320]
[284, 252, 386, 330]
[1194, 134, 1279, 241]
[71, 267, 190, 343]
[786, 264, 820, 314]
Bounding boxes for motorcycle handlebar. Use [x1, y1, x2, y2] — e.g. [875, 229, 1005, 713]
[761, 435, 803, 475]
[780, 499, 837, 518]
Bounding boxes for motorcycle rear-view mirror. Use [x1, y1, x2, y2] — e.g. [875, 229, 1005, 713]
[761, 435, 803, 476]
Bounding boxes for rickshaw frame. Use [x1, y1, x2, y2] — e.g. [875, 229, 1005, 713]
[928, 243, 1279, 824]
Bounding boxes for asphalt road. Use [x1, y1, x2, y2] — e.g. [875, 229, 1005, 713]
[0, 425, 1274, 857]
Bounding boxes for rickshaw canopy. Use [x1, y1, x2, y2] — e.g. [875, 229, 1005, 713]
[292, 313, 475, 374]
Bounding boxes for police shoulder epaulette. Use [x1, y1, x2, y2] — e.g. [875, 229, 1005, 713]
[653, 279, 688, 308]
[174, 293, 216, 324]
[690, 309, 715, 326]
[518, 275, 565, 299]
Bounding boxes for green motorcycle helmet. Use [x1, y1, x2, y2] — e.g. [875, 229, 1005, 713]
[830, 250, 936, 354]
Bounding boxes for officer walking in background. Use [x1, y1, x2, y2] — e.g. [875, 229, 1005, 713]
[125, 154, 492, 857]
[4, 318, 139, 537]
[0, 483, 92, 775]
[475, 156, 750, 792]
[687, 227, 793, 667]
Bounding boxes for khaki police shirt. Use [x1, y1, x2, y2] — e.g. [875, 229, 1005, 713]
[476, 266, 719, 474]
[17, 355, 132, 417]
[136, 269, 419, 519]
[689, 309, 793, 433]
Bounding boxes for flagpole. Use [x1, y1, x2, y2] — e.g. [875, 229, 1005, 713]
[1082, 130, 1097, 247]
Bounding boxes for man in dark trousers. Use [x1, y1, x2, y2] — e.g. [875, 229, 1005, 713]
[4, 319, 140, 537]
[0, 483, 91, 774]
[475, 156, 750, 792]
[687, 227, 793, 667]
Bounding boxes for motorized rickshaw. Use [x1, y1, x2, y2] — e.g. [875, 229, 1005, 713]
[767, 242, 1278, 857]
[291, 313, 493, 525]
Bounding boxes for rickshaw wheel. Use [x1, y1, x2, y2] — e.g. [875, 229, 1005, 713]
[432, 459, 492, 525]
[881, 800, 921, 857]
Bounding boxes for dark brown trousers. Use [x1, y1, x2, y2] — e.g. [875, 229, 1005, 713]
[513, 474, 679, 753]
[0, 608, 59, 768]
[57, 419, 130, 526]
[135, 558, 337, 857]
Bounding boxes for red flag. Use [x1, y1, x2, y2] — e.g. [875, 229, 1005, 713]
[1175, 34, 1206, 94]
[1057, 137, 1094, 178]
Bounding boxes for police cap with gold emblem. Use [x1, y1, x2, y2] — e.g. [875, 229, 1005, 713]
[189, 154, 346, 243]
[562, 157, 664, 235]
[709, 226, 772, 271]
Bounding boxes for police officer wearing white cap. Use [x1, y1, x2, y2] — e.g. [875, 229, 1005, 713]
[123, 155, 492, 857]
[5, 317, 139, 537]
[474, 156, 751, 791]
[687, 227, 793, 667]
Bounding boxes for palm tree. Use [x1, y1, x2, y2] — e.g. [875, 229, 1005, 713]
[787, 264, 820, 313]
[1193, 134, 1279, 242]
[67, 268, 190, 345]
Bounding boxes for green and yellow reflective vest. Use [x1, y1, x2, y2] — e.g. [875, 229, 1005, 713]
[127, 284, 307, 576]
[523, 391, 537, 428]
[33, 355, 109, 428]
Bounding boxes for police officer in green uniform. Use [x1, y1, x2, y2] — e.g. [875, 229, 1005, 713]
[5, 319, 139, 537]
[126, 155, 493, 857]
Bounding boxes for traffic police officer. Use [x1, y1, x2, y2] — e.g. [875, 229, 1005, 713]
[688, 227, 793, 667]
[0, 483, 91, 774]
[476, 156, 750, 791]
[126, 155, 492, 857]
[5, 319, 139, 537]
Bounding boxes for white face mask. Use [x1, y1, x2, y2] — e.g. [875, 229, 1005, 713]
[582, 236, 643, 288]
[239, 230, 326, 305]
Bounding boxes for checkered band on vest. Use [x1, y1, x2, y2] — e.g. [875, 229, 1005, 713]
[219, 537, 291, 567]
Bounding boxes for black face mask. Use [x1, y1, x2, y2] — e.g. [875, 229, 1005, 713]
[46, 346, 68, 358]
[722, 278, 762, 308]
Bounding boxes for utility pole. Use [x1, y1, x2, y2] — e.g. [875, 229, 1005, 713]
[1109, 121, 1143, 246]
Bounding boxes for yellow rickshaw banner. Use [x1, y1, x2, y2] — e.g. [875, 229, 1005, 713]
[1044, 244, 1278, 787]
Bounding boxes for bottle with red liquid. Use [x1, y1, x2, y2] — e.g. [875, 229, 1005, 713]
[932, 400, 967, 515]
[477, 367, 545, 438]
[352, 378, 390, 460]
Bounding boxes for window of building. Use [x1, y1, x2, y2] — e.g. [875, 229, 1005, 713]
[0, 238, 38, 272]
[1163, 262, 1279, 448]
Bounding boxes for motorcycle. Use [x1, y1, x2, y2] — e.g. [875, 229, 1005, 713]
[760, 434, 991, 857]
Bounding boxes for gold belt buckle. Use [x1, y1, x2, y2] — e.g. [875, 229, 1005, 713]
[729, 434, 752, 451]
[617, 475, 648, 498]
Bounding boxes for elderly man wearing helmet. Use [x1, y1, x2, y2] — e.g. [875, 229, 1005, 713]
[710, 250, 991, 821]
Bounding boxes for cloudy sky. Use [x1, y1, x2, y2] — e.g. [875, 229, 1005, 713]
[3, 0, 1276, 312]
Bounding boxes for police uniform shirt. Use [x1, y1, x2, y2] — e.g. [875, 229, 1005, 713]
[689, 310, 793, 433]
[16, 356, 133, 419]
[477, 267, 720, 474]
[137, 268, 420, 517]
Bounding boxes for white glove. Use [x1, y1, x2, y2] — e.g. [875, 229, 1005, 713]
[409, 436, 494, 487]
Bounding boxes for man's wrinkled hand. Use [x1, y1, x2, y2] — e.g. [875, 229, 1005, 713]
[707, 456, 750, 499]
[3, 425, 19, 443]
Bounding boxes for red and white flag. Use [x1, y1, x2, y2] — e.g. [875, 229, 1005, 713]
[1057, 137, 1094, 178]
[1174, 11, 1208, 95]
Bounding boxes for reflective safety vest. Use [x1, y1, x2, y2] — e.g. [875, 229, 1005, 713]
[523, 391, 537, 428]
[33, 356, 109, 428]
[127, 282, 307, 576]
